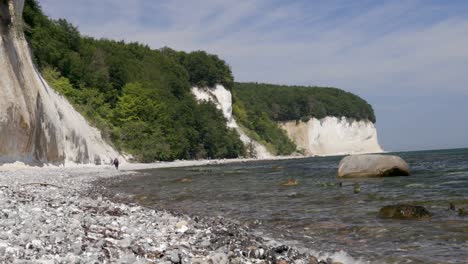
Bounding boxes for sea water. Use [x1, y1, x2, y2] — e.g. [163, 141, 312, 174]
[109, 148, 468, 264]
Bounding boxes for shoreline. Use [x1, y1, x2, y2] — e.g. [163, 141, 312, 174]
[0, 147, 389, 172]
[0, 155, 303, 172]
[0, 163, 353, 263]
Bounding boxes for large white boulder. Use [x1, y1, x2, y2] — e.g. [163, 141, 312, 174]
[337, 154, 410, 178]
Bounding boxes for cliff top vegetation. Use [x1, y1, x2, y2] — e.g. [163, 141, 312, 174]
[233, 82, 376, 123]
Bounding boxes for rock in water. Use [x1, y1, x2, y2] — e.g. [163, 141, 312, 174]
[337, 154, 410, 178]
[0, 0, 120, 165]
[176, 177, 192, 183]
[353, 183, 361, 194]
[281, 179, 299, 186]
[458, 208, 468, 217]
[378, 204, 431, 219]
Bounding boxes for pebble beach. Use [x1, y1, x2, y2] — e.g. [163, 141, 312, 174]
[0, 163, 343, 264]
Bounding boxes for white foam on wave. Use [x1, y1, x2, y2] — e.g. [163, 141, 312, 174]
[313, 250, 368, 264]
[259, 231, 369, 264]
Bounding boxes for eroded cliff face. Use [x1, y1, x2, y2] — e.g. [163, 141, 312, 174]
[280, 117, 383, 156]
[191, 85, 273, 159]
[0, 0, 119, 165]
[191, 86, 383, 158]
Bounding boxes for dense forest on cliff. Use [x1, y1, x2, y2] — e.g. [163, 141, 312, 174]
[23, 0, 244, 161]
[233, 83, 376, 123]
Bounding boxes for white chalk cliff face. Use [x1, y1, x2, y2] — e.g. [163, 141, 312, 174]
[0, 0, 120, 165]
[191, 85, 273, 159]
[192, 86, 383, 158]
[280, 117, 383, 156]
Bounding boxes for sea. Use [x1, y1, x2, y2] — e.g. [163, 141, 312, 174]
[108, 148, 468, 264]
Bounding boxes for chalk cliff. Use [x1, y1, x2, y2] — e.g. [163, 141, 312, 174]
[192, 85, 273, 159]
[0, 0, 119, 165]
[192, 86, 383, 158]
[280, 117, 383, 156]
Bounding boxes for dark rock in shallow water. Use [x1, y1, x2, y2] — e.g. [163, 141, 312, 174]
[378, 204, 432, 219]
[338, 154, 410, 178]
[353, 183, 361, 194]
[458, 208, 468, 217]
[450, 203, 456, 211]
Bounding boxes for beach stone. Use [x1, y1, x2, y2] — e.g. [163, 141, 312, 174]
[255, 248, 265, 258]
[170, 250, 181, 263]
[200, 239, 211, 247]
[209, 252, 229, 264]
[175, 221, 189, 233]
[0, 242, 8, 255]
[378, 204, 431, 219]
[0, 165, 323, 264]
[118, 252, 138, 263]
[191, 257, 209, 264]
[230, 258, 242, 264]
[338, 154, 410, 178]
[294, 260, 307, 264]
[31, 239, 42, 249]
[307, 256, 319, 264]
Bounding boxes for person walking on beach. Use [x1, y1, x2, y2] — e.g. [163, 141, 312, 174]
[113, 158, 119, 170]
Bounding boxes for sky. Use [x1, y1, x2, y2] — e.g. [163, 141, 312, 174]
[38, 0, 468, 151]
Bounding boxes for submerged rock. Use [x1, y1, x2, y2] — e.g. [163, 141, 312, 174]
[449, 203, 456, 211]
[176, 177, 192, 183]
[378, 204, 431, 219]
[353, 183, 361, 194]
[338, 154, 410, 178]
[281, 179, 299, 187]
[458, 208, 468, 217]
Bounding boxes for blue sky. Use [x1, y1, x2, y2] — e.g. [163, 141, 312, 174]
[38, 0, 468, 151]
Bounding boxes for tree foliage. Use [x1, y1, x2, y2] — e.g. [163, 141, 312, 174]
[232, 95, 296, 156]
[25, 0, 244, 162]
[160, 47, 234, 89]
[233, 82, 376, 123]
